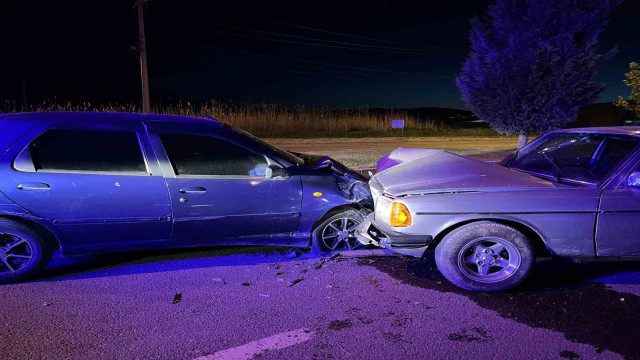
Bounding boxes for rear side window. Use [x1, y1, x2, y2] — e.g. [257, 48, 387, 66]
[29, 129, 146, 173]
[160, 134, 268, 176]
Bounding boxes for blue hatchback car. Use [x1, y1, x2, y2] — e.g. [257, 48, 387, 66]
[0, 112, 372, 282]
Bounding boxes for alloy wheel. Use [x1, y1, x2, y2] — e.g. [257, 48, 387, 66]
[320, 217, 362, 251]
[457, 237, 522, 283]
[0, 233, 34, 274]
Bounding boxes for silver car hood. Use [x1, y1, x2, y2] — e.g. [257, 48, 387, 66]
[372, 148, 559, 197]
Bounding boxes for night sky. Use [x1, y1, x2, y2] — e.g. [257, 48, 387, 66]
[2, 0, 639, 110]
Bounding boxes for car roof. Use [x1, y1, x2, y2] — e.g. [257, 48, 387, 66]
[555, 127, 640, 137]
[0, 111, 221, 127]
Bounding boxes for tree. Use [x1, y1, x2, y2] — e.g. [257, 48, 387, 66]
[456, 0, 623, 148]
[615, 62, 640, 119]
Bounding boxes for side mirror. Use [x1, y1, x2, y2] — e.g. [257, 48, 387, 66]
[628, 171, 640, 188]
[265, 164, 289, 179]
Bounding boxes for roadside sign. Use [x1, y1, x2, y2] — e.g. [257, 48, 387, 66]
[391, 119, 405, 131]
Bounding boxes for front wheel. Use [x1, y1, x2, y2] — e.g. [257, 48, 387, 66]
[435, 221, 534, 292]
[311, 209, 366, 253]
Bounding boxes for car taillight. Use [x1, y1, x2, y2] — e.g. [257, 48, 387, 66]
[390, 202, 412, 227]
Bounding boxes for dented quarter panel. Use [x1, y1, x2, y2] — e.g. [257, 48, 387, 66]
[293, 168, 372, 244]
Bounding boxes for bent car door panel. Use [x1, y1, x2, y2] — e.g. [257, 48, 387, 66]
[146, 122, 302, 244]
[0, 119, 172, 253]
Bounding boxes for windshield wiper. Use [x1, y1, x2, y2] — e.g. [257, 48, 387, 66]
[539, 152, 562, 182]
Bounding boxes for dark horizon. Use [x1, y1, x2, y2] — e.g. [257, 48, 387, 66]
[2, 0, 639, 110]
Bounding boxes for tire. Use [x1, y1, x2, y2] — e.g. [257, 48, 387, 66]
[0, 219, 54, 284]
[311, 209, 366, 253]
[435, 221, 534, 292]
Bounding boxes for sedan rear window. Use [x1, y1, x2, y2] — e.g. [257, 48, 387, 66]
[159, 134, 268, 176]
[29, 129, 146, 173]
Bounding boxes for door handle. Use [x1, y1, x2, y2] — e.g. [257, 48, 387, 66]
[179, 186, 207, 194]
[17, 182, 51, 191]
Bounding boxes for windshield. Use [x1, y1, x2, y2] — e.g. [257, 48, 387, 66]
[228, 126, 304, 166]
[502, 132, 640, 184]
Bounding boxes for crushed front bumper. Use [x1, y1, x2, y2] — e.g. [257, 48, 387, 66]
[355, 213, 432, 258]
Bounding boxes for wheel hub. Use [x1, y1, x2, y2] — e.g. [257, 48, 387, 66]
[479, 254, 496, 265]
[458, 237, 522, 283]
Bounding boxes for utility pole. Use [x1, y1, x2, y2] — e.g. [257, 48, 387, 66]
[135, 0, 151, 113]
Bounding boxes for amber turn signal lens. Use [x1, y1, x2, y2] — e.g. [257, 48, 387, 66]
[390, 202, 412, 227]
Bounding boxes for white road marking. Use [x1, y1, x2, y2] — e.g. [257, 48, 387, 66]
[194, 328, 314, 360]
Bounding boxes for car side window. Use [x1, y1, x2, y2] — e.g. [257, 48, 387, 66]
[26, 129, 147, 174]
[159, 134, 268, 176]
[592, 136, 640, 179]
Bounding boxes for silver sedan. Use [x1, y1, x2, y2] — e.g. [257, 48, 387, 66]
[357, 127, 640, 291]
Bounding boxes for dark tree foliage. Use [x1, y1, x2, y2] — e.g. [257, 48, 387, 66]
[456, 0, 624, 141]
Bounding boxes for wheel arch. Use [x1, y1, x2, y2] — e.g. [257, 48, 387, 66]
[0, 215, 62, 251]
[311, 204, 369, 233]
[428, 218, 551, 257]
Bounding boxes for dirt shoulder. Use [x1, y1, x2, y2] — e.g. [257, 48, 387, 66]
[267, 137, 518, 168]
[267, 136, 518, 152]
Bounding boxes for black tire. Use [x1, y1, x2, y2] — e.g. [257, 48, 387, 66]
[311, 209, 366, 253]
[0, 219, 54, 284]
[435, 221, 534, 292]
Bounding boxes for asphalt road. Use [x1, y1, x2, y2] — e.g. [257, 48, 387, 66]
[1, 247, 639, 360]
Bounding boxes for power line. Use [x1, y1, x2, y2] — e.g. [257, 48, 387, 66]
[216, 24, 464, 54]
[204, 47, 453, 80]
[233, 63, 423, 84]
[215, 31, 434, 55]
[254, 16, 468, 52]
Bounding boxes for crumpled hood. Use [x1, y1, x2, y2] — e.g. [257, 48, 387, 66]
[373, 148, 559, 197]
[295, 153, 367, 181]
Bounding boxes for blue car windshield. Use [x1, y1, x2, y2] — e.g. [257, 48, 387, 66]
[502, 132, 640, 184]
[228, 126, 304, 166]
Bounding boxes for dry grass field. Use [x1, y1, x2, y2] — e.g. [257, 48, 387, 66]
[3, 100, 502, 138]
[3, 100, 517, 167]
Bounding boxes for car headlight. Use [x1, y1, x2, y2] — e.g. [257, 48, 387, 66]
[390, 202, 412, 227]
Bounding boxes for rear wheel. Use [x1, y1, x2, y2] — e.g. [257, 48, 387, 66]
[435, 221, 534, 292]
[0, 219, 53, 283]
[311, 209, 365, 253]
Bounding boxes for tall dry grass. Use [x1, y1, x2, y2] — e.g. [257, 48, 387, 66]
[2, 99, 498, 138]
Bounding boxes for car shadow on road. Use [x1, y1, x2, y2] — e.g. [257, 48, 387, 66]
[362, 255, 640, 359]
[30, 246, 322, 282]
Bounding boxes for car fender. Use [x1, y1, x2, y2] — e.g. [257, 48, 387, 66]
[292, 173, 372, 244]
[422, 212, 594, 257]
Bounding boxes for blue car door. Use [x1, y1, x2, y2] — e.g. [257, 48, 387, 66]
[146, 122, 303, 245]
[0, 118, 172, 255]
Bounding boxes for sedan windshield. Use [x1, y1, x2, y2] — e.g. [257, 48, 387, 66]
[502, 132, 640, 184]
[228, 126, 304, 166]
